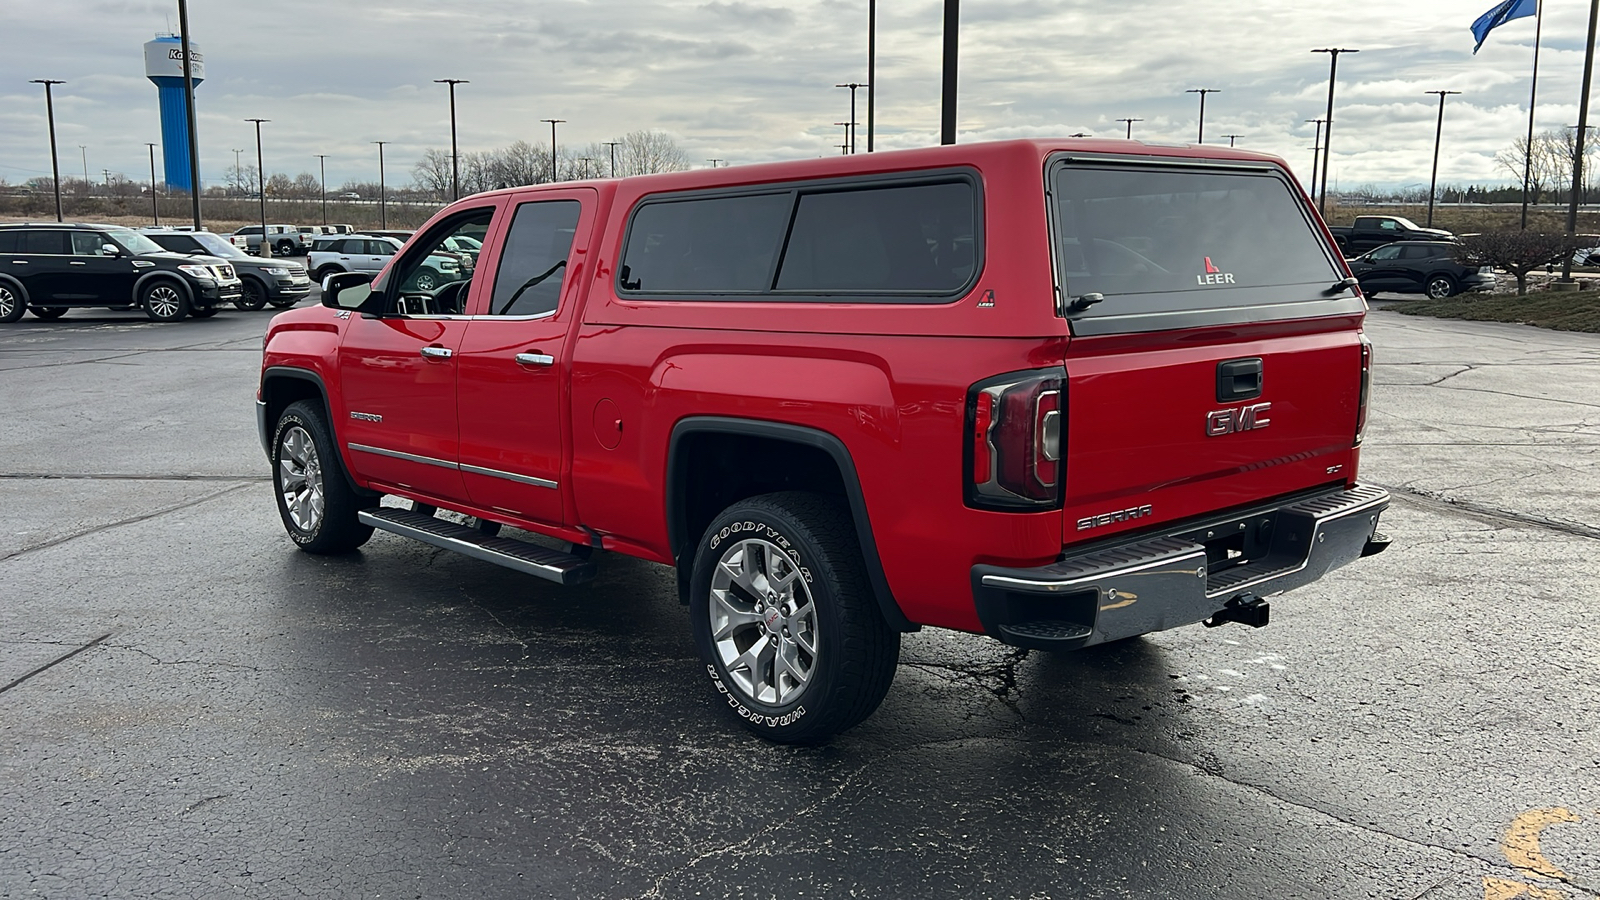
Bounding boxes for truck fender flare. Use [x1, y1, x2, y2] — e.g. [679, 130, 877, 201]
[260, 365, 372, 499]
[665, 416, 915, 632]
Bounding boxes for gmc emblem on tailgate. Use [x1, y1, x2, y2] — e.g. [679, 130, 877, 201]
[1207, 402, 1272, 436]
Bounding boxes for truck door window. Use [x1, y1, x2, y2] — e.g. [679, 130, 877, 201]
[385, 208, 493, 314]
[488, 200, 580, 317]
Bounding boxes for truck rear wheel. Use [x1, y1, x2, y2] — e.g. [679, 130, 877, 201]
[272, 400, 374, 554]
[689, 492, 899, 744]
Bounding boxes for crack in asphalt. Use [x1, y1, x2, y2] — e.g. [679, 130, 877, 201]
[902, 648, 1032, 718]
[0, 633, 113, 694]
[1379, 482, 1600, 541]
[110, 644, 265, 673]
[0, 481, 255, 563]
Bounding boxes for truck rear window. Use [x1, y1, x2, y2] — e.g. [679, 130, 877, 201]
[1051, 161, 1346, 333]
[618, 175, 978, 301]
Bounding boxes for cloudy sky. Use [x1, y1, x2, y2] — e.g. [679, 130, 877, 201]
[0, 0, 1587, 191]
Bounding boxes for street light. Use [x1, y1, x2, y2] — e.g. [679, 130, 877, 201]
[245, 118, 270, 257]
[541, 119, 565, 182]
[1312, 48, 1359, 214]
[178, 0, 203, 229]
[581, 157, 598, 178]
[1116, 117, 1142, 139]
[314, 154, 329, 226]
[1222, 134, 1243, 147]
[1068, 132, 1092, 138]
[434, 78, 468, 200]
[231, 148, 243, 195]
[868, 0, 877, 151]
[79, 145, 89, 193]
[940, 0, 958, 144]
[146, 143, 160, 225]
[372, 141, 388, 230]
[1424, 91, 1461, 228]
[603, 141, 621, 177]
[706, 159, 723, 168]
[836, 82, 867, 153]
[834, 121, 851, 154]
[29, 79, 64, 222]
[1305, 118, 1326, 200]
[1563, 0, 1600, 284]
[1186, 88, 1220, 143]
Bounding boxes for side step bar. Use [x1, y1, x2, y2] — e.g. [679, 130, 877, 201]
[359, 507, 597, 586]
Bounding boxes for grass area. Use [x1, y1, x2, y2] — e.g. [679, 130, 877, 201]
[1387, 290, 1600, 333]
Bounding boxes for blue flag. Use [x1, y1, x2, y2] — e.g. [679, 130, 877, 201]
[1472, 0, 1537, 54]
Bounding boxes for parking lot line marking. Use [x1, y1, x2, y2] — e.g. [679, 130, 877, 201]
[1504, 808, 1580, 880]
[0, 633, 113, 695]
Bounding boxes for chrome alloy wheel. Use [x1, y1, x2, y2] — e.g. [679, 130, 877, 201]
[1426, 276, 1455, 300]
[0, 285, 15, 319]
[147, 284, 183, 319]
[708, 538, 818, 706]
[277, 424, 325, 532]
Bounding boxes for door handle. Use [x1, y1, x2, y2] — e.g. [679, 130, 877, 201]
[515, 352, 555, 367]
[10, 260, 26, 264]
[420, 346, 454, 360]
[70, 261, 87, 266]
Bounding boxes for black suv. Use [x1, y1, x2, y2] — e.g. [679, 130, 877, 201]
[143, 229, 311, 311]
[1345, 240, 1496, 299]
[0, 223, 242, 323]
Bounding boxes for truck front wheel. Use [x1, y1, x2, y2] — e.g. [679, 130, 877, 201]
[271, 400, 374, 554]
[688, 492, 899, 744]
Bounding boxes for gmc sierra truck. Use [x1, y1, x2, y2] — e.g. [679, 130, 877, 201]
[257, 138, 1391, 743]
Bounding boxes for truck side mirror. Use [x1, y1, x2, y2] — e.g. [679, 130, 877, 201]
[322, 271, 377, 313]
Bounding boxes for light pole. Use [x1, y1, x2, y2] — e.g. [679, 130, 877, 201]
[1068, 132, 1092, 138]
[836, 82, 866, 153]
[541, 119, 565, 182]
[147, 143, 160, 225]
[1424, 91, 1461, 228]
[868, 0, 876, 151]
[1312, 48, 1359, 214]
[835, 121, 851, 155]
[30, 79, 64, 222]
[1562, 0, 1600, 283]
[940, 0, 958, 144]
[434, 78, 468, 200]
[603, 141, 621, 177]
[245, 118, 269, 257]
[1306, 118, 1325, 200]
[372, 141, 387, 230]
[1222, 134, 1243, 147]
[1186, 88, 1220, 143]
[1117, 117, 1142, 139]
[581, 157, 598, 178]
[1522, 0, 1547, 230]
[178, 0, 202, 229]
[706, 159, 723, 168]
[231, 148, 243, 195]
[314, 154, 329, 226]
[79, 145, 89, 193]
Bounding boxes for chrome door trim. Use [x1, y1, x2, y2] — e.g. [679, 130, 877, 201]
[460, 463, 558, 489]
[347, 442, 456, 470]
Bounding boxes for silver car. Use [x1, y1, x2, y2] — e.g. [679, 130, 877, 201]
[308, 235, 462, 290]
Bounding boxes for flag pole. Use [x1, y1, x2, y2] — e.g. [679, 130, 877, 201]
[1521, 0, 1544, 230]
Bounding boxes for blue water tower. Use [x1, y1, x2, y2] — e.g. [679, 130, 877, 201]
[144, 35, 204, 192]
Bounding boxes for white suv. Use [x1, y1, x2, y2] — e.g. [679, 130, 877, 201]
[308, 235, 463, 290]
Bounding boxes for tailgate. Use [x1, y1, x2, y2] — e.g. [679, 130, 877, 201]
[1047, 153, 1366, 541]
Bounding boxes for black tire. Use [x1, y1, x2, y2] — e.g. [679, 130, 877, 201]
[413, 267, 440, 291]
[190, 306, 219, 318]
[271, 400, 375, 554]
[689, 492, 899, 744]
[0, 283, 24, 323]
[141, 279, 189, 322]
[29, 306, 67, 320]
[236, 277, 269, 311]
[275, 240, 295, 256]
[1426, 274, 1457, 300]
[313, 266, 341, 284]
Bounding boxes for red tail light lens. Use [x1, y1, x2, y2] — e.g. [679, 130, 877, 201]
[966, 368, 1065, 510]
[1355, 335, 1372, 446]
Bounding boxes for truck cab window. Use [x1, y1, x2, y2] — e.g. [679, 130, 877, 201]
[489, 200, 581, 317]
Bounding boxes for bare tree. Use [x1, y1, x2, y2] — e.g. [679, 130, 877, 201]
[411, 148, 453, 199]
[266, 172, 295, 197]
[1455, 231, 1589, 295]
[615, 130, 691, 176]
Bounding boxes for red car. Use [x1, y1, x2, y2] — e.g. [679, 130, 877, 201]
[257, 138, 1390, 743]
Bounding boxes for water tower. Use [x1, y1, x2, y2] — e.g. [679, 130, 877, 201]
[144, 34, 204, 192]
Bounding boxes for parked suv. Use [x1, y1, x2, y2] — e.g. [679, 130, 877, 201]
[0, 223, 241, 322]
[259, 139, 1391, 743]
[1346, 240, 1494, 299]
[144, 229, 312, 310]
[231, 224, 307, 256]
[308, 234, 464, 290]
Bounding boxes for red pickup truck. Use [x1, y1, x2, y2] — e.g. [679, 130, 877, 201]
[258, 139, 1390, 743]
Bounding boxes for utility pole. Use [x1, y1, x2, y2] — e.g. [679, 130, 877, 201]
[1306, 118, 1325, 200]
[1186, 88, 1220, 143]
[940, 0, 958, 144]
[434, 78, 468, 200]
[314, 154, 329, 226]
[541, 119, 566, 182]
[837, 82, 866, 153]
[178, 0, 202, 228]
[245, 118, 270, 257]
[603, 141, 621, 177]
[30, 79, 64, 222]
[372, 141, 387, 230]
[1117, 117, 1142, 139]
[147, 143, 160, 225]
[1312, 48, 1359, 214]
[1425, 91, 1461, 228]
[868, 0, 876, 151]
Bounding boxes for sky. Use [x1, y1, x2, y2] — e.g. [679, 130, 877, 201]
[0, 0, 1587, 192]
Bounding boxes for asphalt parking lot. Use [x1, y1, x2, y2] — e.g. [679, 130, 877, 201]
[2, 302, 1597, 899]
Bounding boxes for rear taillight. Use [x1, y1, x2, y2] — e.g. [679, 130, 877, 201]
[1355, 335, 1372, 446]
[966, 368, 1065, 510]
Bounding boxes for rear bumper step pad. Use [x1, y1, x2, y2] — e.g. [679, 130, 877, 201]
[360, 507, 597, 586]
